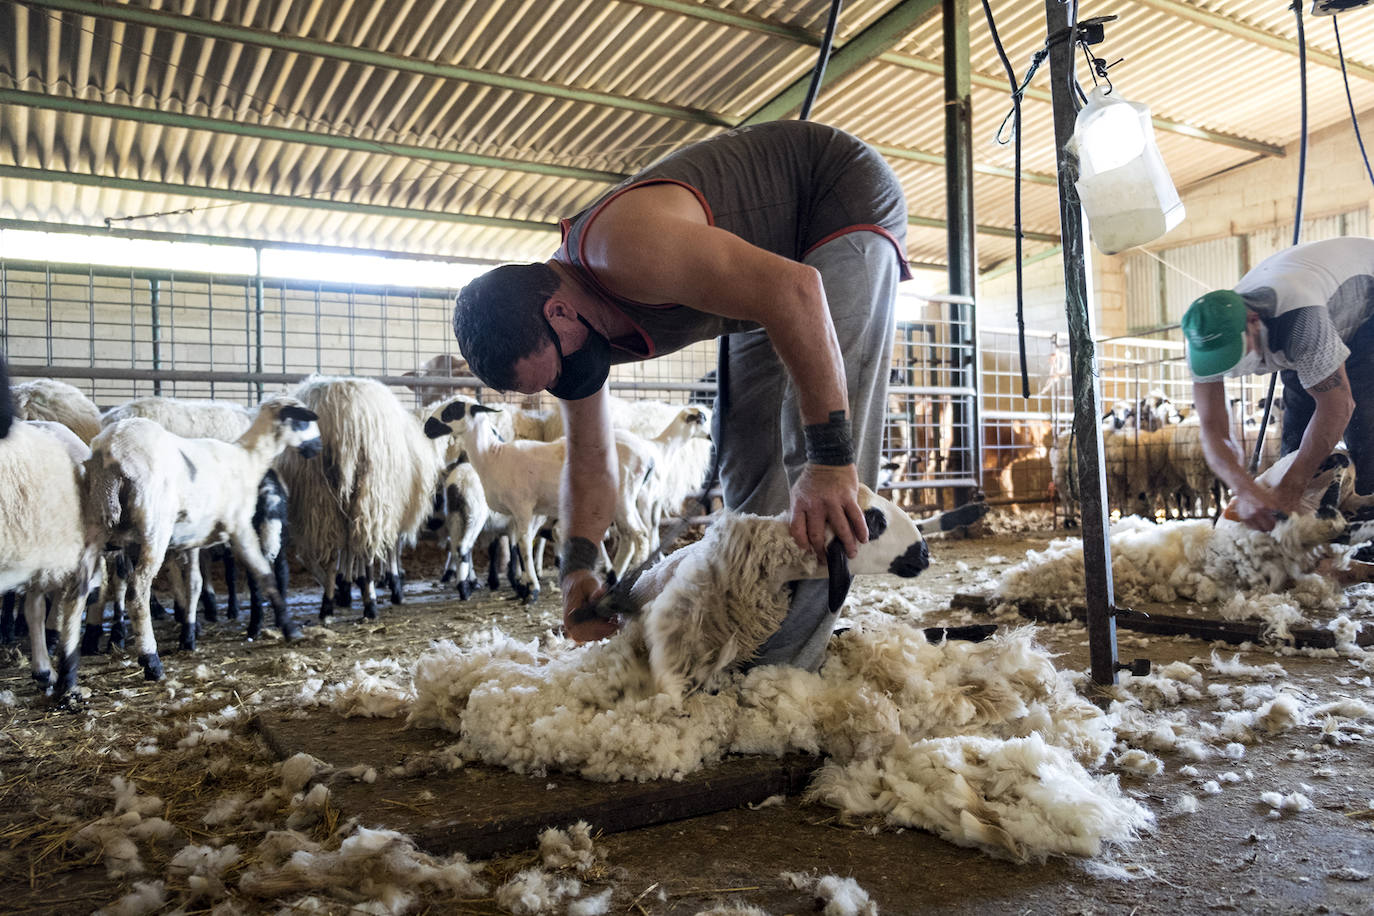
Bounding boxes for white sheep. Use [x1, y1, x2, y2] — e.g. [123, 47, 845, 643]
[0, 421, 101, 694]
[601, 485, 959, 699]
[623, 405, 714, 561]
[100, 395, 258, 622]
[10, 377, 103, 444]
[276, 376, 447, 621]
[437, 458, 490, 600]
[84, 397, 322, 685]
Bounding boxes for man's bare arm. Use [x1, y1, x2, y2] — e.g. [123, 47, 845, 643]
[1273, 366, 1353, 511]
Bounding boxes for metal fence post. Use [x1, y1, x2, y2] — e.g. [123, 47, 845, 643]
[1043, 0, 1119, 686]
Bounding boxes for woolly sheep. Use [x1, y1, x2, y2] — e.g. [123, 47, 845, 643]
[84, 397, 322, 686]
[0, 421, 100, 693]
[276, 376, 449, 621]
[10, 377, 102, 444]
[608, 485, 940, 697]
[436, 459, 490, 600]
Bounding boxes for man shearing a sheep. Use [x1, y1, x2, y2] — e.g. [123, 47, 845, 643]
[1183, 236, 1374, 532]
[452, 120, 910, 667]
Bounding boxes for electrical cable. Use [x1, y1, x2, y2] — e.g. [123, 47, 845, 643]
[1334, 15, 1374, 188]
[980, 0, 1030, 399]
[800, 0, 844, 121]
[1250, 0, 1308, 475]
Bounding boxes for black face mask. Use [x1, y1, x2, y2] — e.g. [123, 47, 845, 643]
[546, 316, 611, 400]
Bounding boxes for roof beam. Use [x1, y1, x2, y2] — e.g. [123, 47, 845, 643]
[0, 89, 627, 184]
[907, 214, 1058, 243]
[2, 87, 1055, 190]
[0, 165, 561, 233]
[0, 164, 1046, 244]
[879, 50, 1286, 158]
[18, 0, 733, 127]
[615, 0, 817, 44]
[1132, 0, 1374, 83]
[741, 0, 942, 125]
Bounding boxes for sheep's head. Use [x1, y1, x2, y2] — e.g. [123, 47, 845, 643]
[260, 396, 322, 458]
[840, 486, 931, 578]
[422, 398, 502, 439]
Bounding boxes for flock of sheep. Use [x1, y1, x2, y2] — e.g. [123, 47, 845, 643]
[0, 373, 714, 702]
[1051, 392, 1282, 523]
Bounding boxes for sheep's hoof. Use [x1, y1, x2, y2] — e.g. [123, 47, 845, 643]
[362, 601, 378, 621]
[108, 620, 127, 649]
[32, 669, 53, 692]
[318, 595, 334, 621]
[81, 624, 103, 656]
[389, 576, 404, 605]
[334, 575, 352, 608]
[225, 600, 239, 621]
[178, 624, 196, 652]
[200, 596, 219, 623]
[521, 590, 539, 606]
[457, 580, 473, 601]
[245, 625, 261, 641]
[487, 569, 501, 590]
[55, 653, 80, 701]
[281, 622, 304, 642]
[139, 653, 164, 681]
[440, 569, 455, 584]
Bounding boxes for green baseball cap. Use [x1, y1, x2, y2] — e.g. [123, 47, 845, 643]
[1182, 290, 1248, 377]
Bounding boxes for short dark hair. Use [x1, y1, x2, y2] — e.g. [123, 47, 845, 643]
[452, 263, 559, 391]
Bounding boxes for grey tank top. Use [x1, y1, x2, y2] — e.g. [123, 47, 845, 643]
[555, 120, 910, 363]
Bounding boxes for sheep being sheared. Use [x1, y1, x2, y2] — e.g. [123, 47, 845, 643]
[996, 451, 1356, 626]
[599, 485, 985, 699]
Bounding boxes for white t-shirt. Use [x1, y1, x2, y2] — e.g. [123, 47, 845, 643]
[1190, 237, 1374, 389]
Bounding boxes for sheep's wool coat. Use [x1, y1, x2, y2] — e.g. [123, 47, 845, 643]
[994, 516, 1352, 630]
[409, 617, 1149, 861]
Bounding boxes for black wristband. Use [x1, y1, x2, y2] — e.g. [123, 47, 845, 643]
[805, 410, 855, 466]
[559, 536, 599, 577]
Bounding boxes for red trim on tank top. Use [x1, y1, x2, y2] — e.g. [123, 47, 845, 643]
[804, 225, 914, 281]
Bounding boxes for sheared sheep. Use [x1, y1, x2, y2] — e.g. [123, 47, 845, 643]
[10, 377, 102, 444]
[0, 420, 101, 693]
[84, 397, 322, 685]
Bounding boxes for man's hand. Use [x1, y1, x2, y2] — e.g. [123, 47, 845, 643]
[789, 463, 867, 562]
[560, 569, 620, 642]
[1229, 484, 1285, 532]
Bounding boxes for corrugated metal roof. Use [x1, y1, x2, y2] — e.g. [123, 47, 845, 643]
[1, 0, 1372, 273]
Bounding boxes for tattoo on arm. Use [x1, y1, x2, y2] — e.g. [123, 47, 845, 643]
[1310, 373, 1345, 393]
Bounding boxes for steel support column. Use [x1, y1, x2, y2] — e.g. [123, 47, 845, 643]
[149, 277, 162, 396]
[254, 248, 265, 402]
[944, 0, 979, 501]
[1043, 0, 1118, 686]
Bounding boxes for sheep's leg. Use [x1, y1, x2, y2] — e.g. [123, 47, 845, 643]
[232, 533, 301, 641]
[53, 584, 91, 702]
[488, 538, 506, 591]
[356, 557, 379, 619]
[254, 546, 290, 637]
[333, 551, 352, 609]
[0, 590, 14, 644]
[79, 582, 104, 657]
[179, 548, 203, 652]
[43, 595, 59, 657]
[514, 520, 541, 605]
[197, 550, 219, 623]
[302, 555, 334, 623]
[108, 552, 129, 650]
[223, 550, 240, 621]
[129, 535, 169, 680]
[387, 549, 404, 605]
[24, 592, 53, 690]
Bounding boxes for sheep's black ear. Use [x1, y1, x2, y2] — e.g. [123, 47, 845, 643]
[862, 507, 888, 540]
[279, 405, 318, 424]
[424, 416, 451, 440]
[471, 404, 500, 414]
[825, 539, 852, 614]
[439, 400, 467, 423]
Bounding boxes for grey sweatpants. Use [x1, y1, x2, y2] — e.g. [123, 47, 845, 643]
[714, 230, 899, 671]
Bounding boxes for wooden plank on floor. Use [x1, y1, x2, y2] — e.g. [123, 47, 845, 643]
[252, 710, 822, 860]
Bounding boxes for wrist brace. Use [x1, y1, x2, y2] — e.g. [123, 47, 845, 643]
[559, 536, 599, 578]
[804, 410, 855, 466]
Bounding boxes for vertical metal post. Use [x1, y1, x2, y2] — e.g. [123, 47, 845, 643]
[207, 278, 216, 399]
[254, 247, 264, 401]
[149, 277, 162, 396]
[1043, 0, 1118, 686]
[944, 0, 978, 501]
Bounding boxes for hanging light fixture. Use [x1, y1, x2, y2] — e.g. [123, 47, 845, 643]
[1311, 1, 1374, 15]
[1072, 85, 1185, 255]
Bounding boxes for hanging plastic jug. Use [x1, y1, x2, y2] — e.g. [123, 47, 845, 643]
[1072, 86, 1185, 255]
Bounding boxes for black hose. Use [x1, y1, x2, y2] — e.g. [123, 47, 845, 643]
[1335, 16, 1374, 188]
[980, 0, 1030, 399]
[0, 347, 10, 439]
[800, 0, 844, 121]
